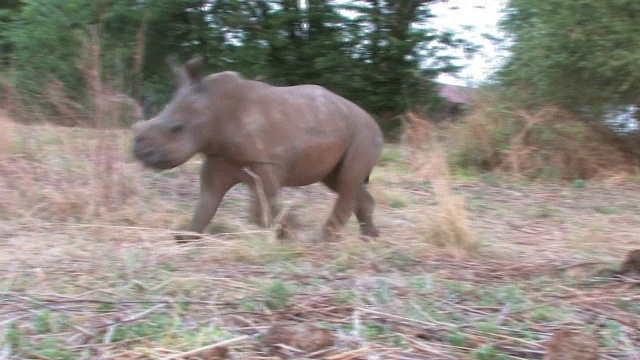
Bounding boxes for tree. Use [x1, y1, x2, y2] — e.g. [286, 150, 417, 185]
[499, 0, 640, 120]
[0, 0, 22, 68]
[342, 1, 445, 118]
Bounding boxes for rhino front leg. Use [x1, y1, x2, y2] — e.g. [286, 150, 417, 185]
[249, 194, 268, 227]
[249, 191, 301, 240]
[244, 165, 298, 238]
[176, 159, 239, 242]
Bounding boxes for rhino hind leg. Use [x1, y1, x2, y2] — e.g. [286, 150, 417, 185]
[322, 177, 379, 240]
[321, 143, 380, 241]
[355, 185, 380, 238]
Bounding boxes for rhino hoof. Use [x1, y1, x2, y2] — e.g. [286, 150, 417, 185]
[316, 229, 343, 243]
[174, 233, 202, 243]
[360, 226, 380, 239]
[276, 225, 293, 240]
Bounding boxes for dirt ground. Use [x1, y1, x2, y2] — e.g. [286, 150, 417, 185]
[1, 119, 639, 359]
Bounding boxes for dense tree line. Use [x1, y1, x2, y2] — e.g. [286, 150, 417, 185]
[0, 0, 467, 133]
[499, 0, 640, 125]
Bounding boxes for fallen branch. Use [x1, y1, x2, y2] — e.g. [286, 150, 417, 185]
[163, 335, 249, 359]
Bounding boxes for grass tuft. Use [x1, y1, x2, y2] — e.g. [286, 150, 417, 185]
[401, 112, 477, 252]
[424, 145, 476, 251]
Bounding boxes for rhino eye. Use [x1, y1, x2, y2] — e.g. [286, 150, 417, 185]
[169, 123, 185, 134]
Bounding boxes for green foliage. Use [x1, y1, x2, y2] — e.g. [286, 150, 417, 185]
[7, 0, 148, 119]
[11, 1, 87, 100]
[500, 0, 640, 117]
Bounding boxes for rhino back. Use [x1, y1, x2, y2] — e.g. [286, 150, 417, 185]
[208, 77, 380, 185]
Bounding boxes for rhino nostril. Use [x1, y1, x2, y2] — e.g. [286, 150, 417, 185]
[133, 139, 143, 155]
[133, 138, 153, 159]
[132, 134, 166, 166]
[132, 121, 146, 134]
[134, 134, 145, 145]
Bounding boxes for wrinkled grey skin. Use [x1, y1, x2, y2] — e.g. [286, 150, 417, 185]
[132, 56, 384, 241]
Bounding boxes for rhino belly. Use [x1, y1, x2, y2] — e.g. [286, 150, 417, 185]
[283, 141, 347, 186]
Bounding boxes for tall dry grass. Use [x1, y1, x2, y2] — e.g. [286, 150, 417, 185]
[4, 27, 144, 128]
[1, 32, 162, 228]
[402, 112, 476, 253]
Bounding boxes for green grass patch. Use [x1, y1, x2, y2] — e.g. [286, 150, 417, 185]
[390, 198, 408, 208]
[372, 279, 392, 305]
[379, 148, 403, 165]
[473, 344, 510, 360]
[24, 337, 79, 360]
[474, 320, 500, 334]
[531, 305, 569, 322]
[335, 290, 357, 304]
[264, 279, 292, 310]
[593, 206, 622, 215]
[447, 330, 469, 347]
[409, 274, 435, 292]
[363, 320, 388, 338]
[111, 313, 177, 343]
[478, 285, 529, 309]
[534, 204, 561, 218]
[571, 179, 587, 188]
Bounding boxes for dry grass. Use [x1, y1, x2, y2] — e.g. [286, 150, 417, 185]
[1, 115, 640, 358]
[402, 112, 476, 253]
[421, 145, 476, 253]
[449, 92, 639, 180]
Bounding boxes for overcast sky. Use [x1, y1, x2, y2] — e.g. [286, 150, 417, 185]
[429, 0, 509, 86]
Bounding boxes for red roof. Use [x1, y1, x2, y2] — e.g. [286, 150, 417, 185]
[437, 84, 476, 104]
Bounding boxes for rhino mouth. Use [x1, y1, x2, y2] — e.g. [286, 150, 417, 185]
[140, 156, 178, 170]
[133, 144, 178, 170]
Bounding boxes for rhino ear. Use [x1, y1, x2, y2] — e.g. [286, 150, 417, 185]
[166, 54, 189, 88]
[185, 56, 204, 84]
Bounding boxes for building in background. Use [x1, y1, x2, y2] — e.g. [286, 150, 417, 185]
[436, 83, 476, 118]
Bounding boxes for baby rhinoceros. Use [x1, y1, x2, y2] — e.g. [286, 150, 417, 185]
[132, 56, 384, 242]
